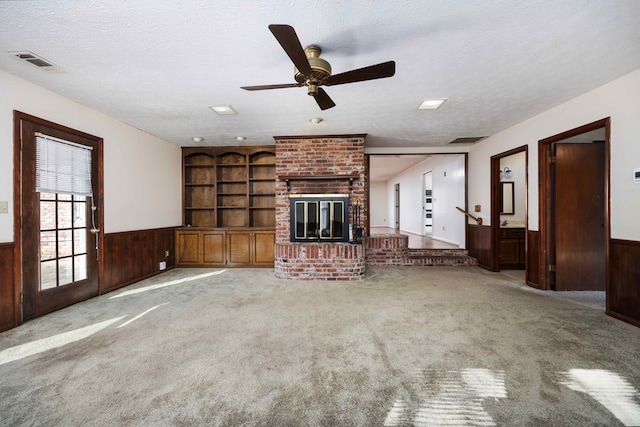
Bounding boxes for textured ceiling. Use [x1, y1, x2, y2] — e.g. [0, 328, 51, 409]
[1, 1, 639, 149]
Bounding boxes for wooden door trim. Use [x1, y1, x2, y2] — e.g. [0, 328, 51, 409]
[13, 111, 105, 324]
[538, 117, 610, 292]
[490, 145, 528, 272]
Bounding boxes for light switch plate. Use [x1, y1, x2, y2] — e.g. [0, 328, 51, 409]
[0, 201, 8, 214]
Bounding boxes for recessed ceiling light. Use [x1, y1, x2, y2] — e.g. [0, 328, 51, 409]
[418, 99, 447, 110]
[209, 105, 237, 115]
[235, 136, 246, 142]
[309, 117, 323, 124]
[192, 137, 204, 143]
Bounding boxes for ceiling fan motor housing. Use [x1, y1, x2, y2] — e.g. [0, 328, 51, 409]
[294, 45, 331, 96]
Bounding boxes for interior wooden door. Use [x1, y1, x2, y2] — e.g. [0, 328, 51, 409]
[554, 142, 605, 291]
[20, 117, 101, 320]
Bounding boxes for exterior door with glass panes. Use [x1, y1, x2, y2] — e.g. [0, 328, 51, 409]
[20, 116, 101, 320]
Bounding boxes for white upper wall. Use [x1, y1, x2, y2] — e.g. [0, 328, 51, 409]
[0, 70, 182, 241]
[469, 68, 640, 240]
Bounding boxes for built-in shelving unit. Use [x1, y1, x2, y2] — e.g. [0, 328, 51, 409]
[182, 146, 275, 228]
[178, 146, 276, 268]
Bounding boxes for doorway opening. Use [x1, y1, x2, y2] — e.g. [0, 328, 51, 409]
[423, 171, 433, 236]
[491, 146, 528, 274]
[538, 118, 609, 295]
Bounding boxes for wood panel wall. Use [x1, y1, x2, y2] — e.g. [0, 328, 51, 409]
[468, 224, 494, 270]
[0, 242, 17, 332]
[609, 239, 640, 327]
[102, 227, 176, 294]
[526, 230, 542, 289]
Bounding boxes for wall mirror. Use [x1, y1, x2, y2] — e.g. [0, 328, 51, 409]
[500, 181, 515, 215]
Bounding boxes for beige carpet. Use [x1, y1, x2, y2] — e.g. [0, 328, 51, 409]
[1, 266, 639, 426]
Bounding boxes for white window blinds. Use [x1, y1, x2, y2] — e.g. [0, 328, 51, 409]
[35, 133, 93, 197]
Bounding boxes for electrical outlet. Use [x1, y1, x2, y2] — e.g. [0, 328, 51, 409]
[159, 261, 167, 270]
[0, 201, 8, 214]
[164, 250, 170, 258]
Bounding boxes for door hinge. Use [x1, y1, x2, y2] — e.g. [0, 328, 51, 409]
[550, 156, 556, 164]
[549, 264, 556, 272]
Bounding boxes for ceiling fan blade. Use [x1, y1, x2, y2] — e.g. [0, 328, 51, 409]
[325, 61, 396, 86]
[268, 24, 312, 77]
[241, 83, 302, 91]
[313, 87, 336, 110]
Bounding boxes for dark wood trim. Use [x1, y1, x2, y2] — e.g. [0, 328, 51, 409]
[0, 242, 16, 332]
[273, 134, 367, 140]
[13, 112, 22, 327]
[608, 238, 640, 327]
[490, 145, 528, 273]
[526, 230, 542, 288]
[102, 226, 177, 294]
[538, 118, 610, 291]
[468, 224, 492, 270]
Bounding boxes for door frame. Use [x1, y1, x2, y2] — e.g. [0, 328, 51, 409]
[13, 111, 105, 324]
[538, 117, 610, 293]
[491, 145, 528, 272]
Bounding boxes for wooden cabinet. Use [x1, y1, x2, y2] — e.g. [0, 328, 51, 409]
[182, 146, 275, 228]
[499, 227, 525, 269]
[176, 228, 274, 267]
[176, 229, 226, 267]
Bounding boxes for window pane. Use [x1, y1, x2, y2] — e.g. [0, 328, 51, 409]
[57, 201, 72, 228]
[74, 254, 87, 281]
[40, 260, 57, 290]
[58, 258, 73, 286]
[307, 202, 318, 238]
[40, 192, 56, 201]
[40, 231, 57, 261]
[58, 193, 72, 201]
[333, 202, 344, 238]
[73, 229, 87, 254]
[58, 230, 73, 258]
[40, 201, 56, 230]
[73, 202, 86, 227]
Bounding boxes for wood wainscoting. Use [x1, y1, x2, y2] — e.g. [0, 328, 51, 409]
[468, 224, 494, 270]
[609, 239, 640, 327]
[0, 242, 17, 332]
[102, 227, 176, 294]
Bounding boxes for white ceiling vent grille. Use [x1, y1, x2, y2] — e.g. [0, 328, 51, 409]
[8, 51, 63, 72]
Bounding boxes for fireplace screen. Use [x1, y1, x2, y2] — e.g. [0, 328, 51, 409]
[290, 195, 349, 242]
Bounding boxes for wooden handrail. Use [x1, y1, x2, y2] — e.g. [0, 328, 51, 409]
[456, 206, 483, 225]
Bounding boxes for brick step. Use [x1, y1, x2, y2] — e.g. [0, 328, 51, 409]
[405, 249, 477, 266]
[406, 249, 470, 257]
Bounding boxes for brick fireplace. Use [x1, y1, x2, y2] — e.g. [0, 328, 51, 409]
[274, 134, 367, 280]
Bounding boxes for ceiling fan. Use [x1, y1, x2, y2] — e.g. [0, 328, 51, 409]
[241, 24, 396, 110]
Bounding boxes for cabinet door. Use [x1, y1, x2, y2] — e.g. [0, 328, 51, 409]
[227, 232, 252, 266]
[253, 231, 275, 267]
[499, 240, 520, 265]
[176, 232, 201, 264]
[202, 232, 226, 265]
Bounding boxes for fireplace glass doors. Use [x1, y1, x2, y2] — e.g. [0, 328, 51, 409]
[290, 195, 349, 242]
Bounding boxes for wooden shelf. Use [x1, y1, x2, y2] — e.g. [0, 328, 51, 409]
[279, 173, 359, 191]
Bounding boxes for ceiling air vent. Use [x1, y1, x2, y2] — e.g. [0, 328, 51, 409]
[448, 137, 487, 144]
[8, 51, 63, 72]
